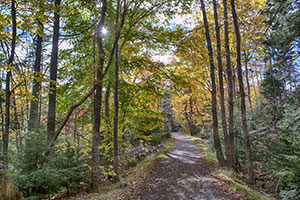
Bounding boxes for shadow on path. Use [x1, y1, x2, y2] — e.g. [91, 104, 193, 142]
[123, 132, 239, 200]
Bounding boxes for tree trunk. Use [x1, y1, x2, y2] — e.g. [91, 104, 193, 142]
[92, 0, 107, 188]
[184, 101, 193, 135]
[113, 0, 121, 181]
[230, 0, 255, 183]
[104, 81, 111, 122]
[73, 112, 78, 145]
[255, 71, 262, 107]
[244, 52, 254, 117]
[1, 72, 5, 144]
[212, 0, 230, 165]
[232, 67, 236, 98]
[199, 0, 225, 166]
[222, 0, 236, 170]
[1, 102, 4, 143]
[252, 73, 258, 107]
[13, 96, 20, 154]
[29, 20, 43, 131]
[113, 40, 120, 180]
[47, 0, 61, 142]
[189, 97, 196, 136]
[3, 0, 17, 170]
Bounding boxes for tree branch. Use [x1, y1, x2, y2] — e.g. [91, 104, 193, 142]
[54, 88, 95, 141]
[45, 88, 95, 157]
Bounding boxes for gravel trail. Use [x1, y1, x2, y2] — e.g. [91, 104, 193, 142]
[123, 132, 241, 200]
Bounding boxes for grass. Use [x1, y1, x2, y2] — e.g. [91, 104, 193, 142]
[95, 183, 122, 199]
[217, 170, 268, 200]
[94, 138, 175, 200]
[186, 134, 268, 200]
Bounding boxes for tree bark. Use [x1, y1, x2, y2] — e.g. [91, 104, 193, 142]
[113, 0, 124, 181]
[232, 67, 236, 98]
[104, 81, 111, 122]
[113, 33, 120, 180]
[1, 72, 5, 146]
[3, 0, 17, 170]
[92, 0, 107, 188]
[244, 52, 254, 117]
[113, 0, 127, 181]
[13, 96, 20, 154]
[1, 101, 4, 144]
[184, 100, 193, 135]
[47, 0, 61, 142]
[199, 0, 225, 166]
[212, 0, 230, 166]
[113, 0, 120, 180]
[223, 0, 236, 170]
[230, 0, 255, 183]
[29, 20, 43, 131]
[189, 97, 196, 136]
[73, 112, 78, 145]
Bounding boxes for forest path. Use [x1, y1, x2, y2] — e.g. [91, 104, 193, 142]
[119, 132, 241, 200]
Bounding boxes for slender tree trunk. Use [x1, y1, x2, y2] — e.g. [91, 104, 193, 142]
[183, 101, 193, 135]
[47, 0, 61, 142]
[113, 41, 119, 180]
[212, 0, 230, 165]
[189, 97, 196, 136]
[113, 0, 121, 180]
[199, 0, 225, 166]
[232, 67, 236, 98]
[3, 0, 17, 170]
[230, 0, 255, 183]
[13, 96, 20, 153]
[1, 102, 4, 142]
[29, 20, 43, 131]
[244, 52, 254, 117]
[223, 0, 236, 170]
[255, 71, 262, 107]
[73, 112, 77, 145]
[92, 0, 107, 188]
[21, 106, 24, 146]
[252, 73, 258, 107]
[104, 81, 111, 123]
[39, 89, 42, 125]
[1, 72, 4, 141]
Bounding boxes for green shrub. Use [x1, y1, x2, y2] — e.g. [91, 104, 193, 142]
[12, 131, 88, 198]
[150, 132, 162, 146]
[126, 158, 137, 167]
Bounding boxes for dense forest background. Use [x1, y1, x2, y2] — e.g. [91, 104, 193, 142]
[0, 0, 299, 199]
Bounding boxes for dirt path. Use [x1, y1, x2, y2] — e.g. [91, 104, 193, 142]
[121, 132, 241, 200]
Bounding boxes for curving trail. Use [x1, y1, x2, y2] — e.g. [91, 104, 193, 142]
[121, 132, 241, 200]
